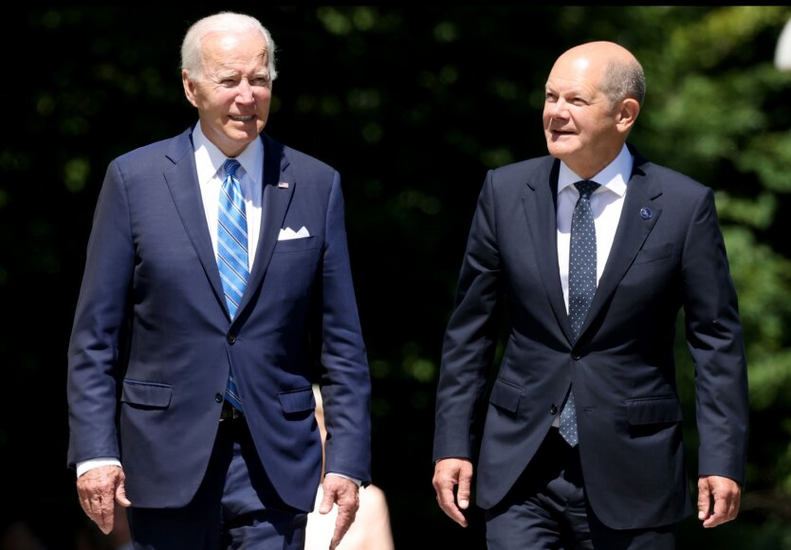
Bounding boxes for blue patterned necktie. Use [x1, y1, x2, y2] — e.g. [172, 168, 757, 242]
[217, 158, 248, 411]
[560, 180, 600, 446]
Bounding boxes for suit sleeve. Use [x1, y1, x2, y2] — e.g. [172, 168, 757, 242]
[316, 171, 372, 485]
[67, 160, 135, 468]
[682, 188, 749, 485]
[433, 171, 503, 462]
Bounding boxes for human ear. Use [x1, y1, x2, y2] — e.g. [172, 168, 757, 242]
[616, 98, 640, 134]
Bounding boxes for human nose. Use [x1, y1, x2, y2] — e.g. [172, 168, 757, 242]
[236, 79, 255, 104]
[546, 98, 568, 118]
[545, 100, 570, 127]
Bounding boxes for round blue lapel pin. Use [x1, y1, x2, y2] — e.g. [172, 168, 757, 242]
[640, 207, 653, 220]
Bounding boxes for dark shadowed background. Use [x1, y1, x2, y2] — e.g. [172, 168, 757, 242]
[2, 6, 791, 549]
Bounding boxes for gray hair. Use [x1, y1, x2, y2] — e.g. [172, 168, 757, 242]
[601, 58, 645, 108]
[181, 12, 278, 82]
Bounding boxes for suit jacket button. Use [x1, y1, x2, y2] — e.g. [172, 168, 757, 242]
[571, 349, 581, 360]
[227, 333, 237, 345]
[215, 393, 224, 403]
[550, 404, 558, 415]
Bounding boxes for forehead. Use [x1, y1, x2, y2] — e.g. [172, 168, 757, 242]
[201, 30, 268, 71]
[546, 57, 603, 95]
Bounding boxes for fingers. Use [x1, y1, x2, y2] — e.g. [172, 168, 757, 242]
[456, 467, 472, 511]
[318, 484, 336, 515]
[76, 465, 127, 534]
[696, 477, 712, 522]
[432, 458, 473, 528]
[698, 475, 741, 528]
[321, 476, 360, 550]
[330, 496, 358, 550]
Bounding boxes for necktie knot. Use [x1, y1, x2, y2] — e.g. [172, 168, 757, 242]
[574, 180, 599, 200]
[224, 158, 241, 179]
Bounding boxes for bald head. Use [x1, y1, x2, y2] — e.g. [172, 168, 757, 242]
[553, 41, 645, 108]
[543, 41, 644, 178]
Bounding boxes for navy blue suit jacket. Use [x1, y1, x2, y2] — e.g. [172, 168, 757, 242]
[67, 127, 371, 511]
[433, 147, 748, 529]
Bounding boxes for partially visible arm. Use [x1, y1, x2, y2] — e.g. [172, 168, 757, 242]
[316, 171, 372, 486]
[681, 188, 748, 527]
[67, 161, 136, 530]
[358, 485, 394, 550]
[434, 171, 503, 464]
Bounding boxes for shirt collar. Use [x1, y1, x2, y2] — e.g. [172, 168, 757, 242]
[191, 123, 264, 187]
[556, 144, 632, 198]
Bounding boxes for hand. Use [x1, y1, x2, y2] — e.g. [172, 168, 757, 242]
[432, 458, 473, 527]
[697, 475, 741, 528]
[76, 465, 132, 534]
[320, 474, 360, 550]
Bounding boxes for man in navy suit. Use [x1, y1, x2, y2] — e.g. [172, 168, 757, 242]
[67, 12, 370, 549]
[432, 41, 748, 549]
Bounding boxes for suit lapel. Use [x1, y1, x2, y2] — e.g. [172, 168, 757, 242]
[163, 129, 227, 308]
[582, 156, 662, 337]
[523, 160, 575, 341]
[237, 134, 294, 315]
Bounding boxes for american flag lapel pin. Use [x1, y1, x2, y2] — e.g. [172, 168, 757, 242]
[278, 181, 290, 189]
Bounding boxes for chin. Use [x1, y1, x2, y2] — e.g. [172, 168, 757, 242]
[547, 140, 578, 159]
[228, 131, 259, 146]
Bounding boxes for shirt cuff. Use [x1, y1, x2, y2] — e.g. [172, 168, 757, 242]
[76, 457, 122, 478]
[325, 472, 362, 487]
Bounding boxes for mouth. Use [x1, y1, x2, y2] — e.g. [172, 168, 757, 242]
[229, 115, 256, 122]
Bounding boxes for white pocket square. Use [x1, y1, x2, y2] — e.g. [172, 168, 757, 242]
[278, 226, 310, 240]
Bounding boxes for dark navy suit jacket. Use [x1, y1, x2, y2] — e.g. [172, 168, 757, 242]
[433, 147, 748, 529]
[67, 127, 371, 512]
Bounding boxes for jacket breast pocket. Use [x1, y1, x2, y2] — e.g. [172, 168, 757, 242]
[634, 243, 673, 264]
[120, 380, 172, 409]
[273, 236, 320, 253]
[633, 243, 673, 265]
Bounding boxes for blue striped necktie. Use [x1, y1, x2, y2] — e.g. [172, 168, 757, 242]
[217, 158, 247, 411]
[560, 180, 600, 446]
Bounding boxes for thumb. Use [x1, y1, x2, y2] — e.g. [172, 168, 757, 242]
[319, 487, 336, 515]
[115, 480, 132, 507]
[457, 468, 472, 510]
[697, 478, 711, 520]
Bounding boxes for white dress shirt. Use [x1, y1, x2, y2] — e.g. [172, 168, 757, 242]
[193, 123, 264, 271]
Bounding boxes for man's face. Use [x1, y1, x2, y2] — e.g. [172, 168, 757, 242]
[183, 29, 272, 157]
[542, 55, 622, 178]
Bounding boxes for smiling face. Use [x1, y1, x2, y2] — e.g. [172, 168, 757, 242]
[182, 28, 272, 157]
[542, 42, 639, 179]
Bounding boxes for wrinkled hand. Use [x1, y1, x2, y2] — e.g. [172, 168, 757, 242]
[320, 474, 359, 550]
[432, 458, 473, 527]
[76, 465, 132, 534]
[697, 475, 741, 528]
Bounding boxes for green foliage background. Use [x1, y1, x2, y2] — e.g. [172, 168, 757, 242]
[2, 6, 791, 548]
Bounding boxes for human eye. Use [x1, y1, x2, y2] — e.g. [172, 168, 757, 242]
[250, 74, 271, 86]
[215, 73, 240, 88]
